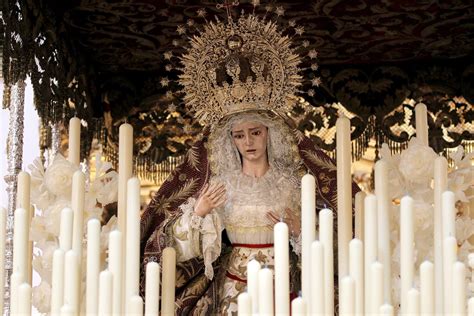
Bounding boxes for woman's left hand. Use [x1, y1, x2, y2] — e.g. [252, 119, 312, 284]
[266, 208, 301, 238]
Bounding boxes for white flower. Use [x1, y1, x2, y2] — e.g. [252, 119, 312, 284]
[44, 155, 78, 199]
[32, 281, 52, 313]
[399, 137, 437, 184]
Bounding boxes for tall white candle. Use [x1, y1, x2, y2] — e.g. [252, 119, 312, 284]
[442, 191, 456, 240]
[374, 160, 391, 304]
[434, 156, 447, 314]
[162, 247, 176, 316]
[420, 260, 434, 314]
[468, 297, 474, 316]
[380, 304, 394, 315]
[9, 272, 22, 315]
[336, 116, 353, 283]
[125, 177, 141, 313]
[68, 117, 81, 166]
[237, 292, 252, 316]
[354, 191, 366, 241]
[319, 208, 334, 315]
[98, 270, 113, 316]
[247, 259, 261, 314]
[258, 267, 274, 315]
[443, 236, 457, 314]
[16, 171, 30, 210]
[371, 261, 384, 314]
[400, 195, 414, 314]
[364, 194, 377, 312]
[63, 250, 79, 313]
[274, 222, 289, 315]
[18, 283, 32, 315]
[291, 297, 307, 316]
[86, 219, 101, 316]
[415, 103, 429, 146]
[50, 249, 65, 316]
[452, 261, 466, 316]
[301, 173, 316, 307]
[145, 262, 160, 316]
[311, 240, 324, 315]
[349, 238, 364, 315]
[59, 207, 74, 251]
[0, 208, 6, 316]
[109, 230, 123, 315]
[118, 123, 133, 235]
[71, 170, 85, 259]
[129, 295, 143, 316]
[12, 207, 28, 281]
[407, 288, 420, 315]
[340, 276, 355, 315]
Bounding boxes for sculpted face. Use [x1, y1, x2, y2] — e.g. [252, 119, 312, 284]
[231, 121, 268, 164]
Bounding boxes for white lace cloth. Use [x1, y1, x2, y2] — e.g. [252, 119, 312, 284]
[172, 168, 301, 279]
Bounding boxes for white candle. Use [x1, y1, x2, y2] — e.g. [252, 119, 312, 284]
[86, 219, 101, 316]
[59, 207, 74, 251]
[370, 261, 384, 314]
[258, 267, 274, 315]
[364, 194, 377, 312]
[400, 195, 414, 314]
[374, 160, 391, 304]
[68, 117, 81, 166]
[336, 116, 352, 283]
[16, 171, 30, 210]
[340, 276, 355, 315]
[118, 123, 133, 235]
[407, 288, 420, 315]
[125, 177, 141, 313]
[0, 208, 6, 316]
[420, 260, 434, 314]
[247, 259, 261, 314]
[50, 249, 65, 316]
[161, 247, 176, 316]
[291, 297, 307, 316]
[274, 222, 289, 315]
[98, 270, 113, 316]
[18, 283, 32, 315]
[319, 208, 334, 315]
[12, 207, 28, 281]
[60, 304, 74, 316]
[71, 170, 85, 259]
[452, 261, 466, 316]
[468, 297, 474, 316]
[442, 191, 456, 240]
[311, 240, 324, 315]
[349, 238, 364, 315]
[414, 103, 429, 146]
[354, 191, 365, 241]
[129, 295, 143, 316]
[301, 173, 316, 306]
[109, 230, 123, 315]
[434, 156, 447, 314]
[9, 272, 22, 315]
[237, 292, 252, 316]
[63, 250, 79, 313]
[444, 236, 457, 314]
[145, 262, 160, 316]
[380, 304, 394, 315]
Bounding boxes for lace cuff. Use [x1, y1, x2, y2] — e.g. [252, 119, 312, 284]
[289, 232, 302, 257]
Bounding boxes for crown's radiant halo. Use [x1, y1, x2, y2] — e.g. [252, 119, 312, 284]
[178, 14, 303, 126]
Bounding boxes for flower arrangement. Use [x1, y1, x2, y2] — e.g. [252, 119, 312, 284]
[28, 154, 118, 313]
[380, 137, 474, 306]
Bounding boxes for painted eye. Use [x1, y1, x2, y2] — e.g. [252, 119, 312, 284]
[233, 134, 244, 139]
[252, 130, 262, 136]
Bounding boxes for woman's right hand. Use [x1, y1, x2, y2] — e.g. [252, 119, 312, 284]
[194, 182, 227, 217]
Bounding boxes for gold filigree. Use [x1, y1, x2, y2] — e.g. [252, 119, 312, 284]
[179, 14, 303, 126]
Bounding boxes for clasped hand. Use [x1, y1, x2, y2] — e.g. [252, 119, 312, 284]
[194, 182, 227, 217]
[266, 208, 301, 238]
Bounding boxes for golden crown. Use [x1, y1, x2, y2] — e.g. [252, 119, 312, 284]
[178, 14, 303, 125]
